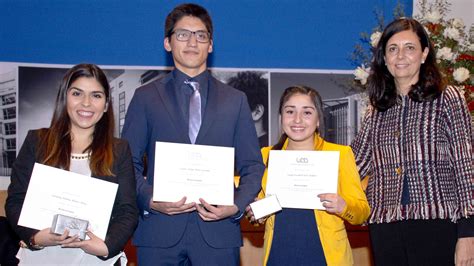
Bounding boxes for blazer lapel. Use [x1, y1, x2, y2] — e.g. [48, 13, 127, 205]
[196, 77, 218, 143]
[155, 76, 190, 143]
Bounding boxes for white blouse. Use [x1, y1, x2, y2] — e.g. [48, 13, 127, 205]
[16, 153, 126, 265]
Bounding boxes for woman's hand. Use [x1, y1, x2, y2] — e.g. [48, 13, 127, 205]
[61, 230, 109, 257]
[455, 237, 474, 266]
[318, 193, 346, 215]
[33, 228, 73, 247]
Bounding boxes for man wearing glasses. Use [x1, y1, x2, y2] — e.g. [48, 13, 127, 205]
[122, 3, 264, 265]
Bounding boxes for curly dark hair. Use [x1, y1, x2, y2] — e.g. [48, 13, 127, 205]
[227, 71, 268, 127]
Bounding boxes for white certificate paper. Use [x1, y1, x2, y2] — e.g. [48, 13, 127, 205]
[266, 150, 339, 210]
[18, 163, 118, 240]
[153, 142, 235, 205]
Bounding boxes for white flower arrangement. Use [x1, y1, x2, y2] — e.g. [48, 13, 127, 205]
[370, 31, 382, 48]
[436, 47, 455, 61]
[354, 66, 371, 85]
[425, 10, 441, 23]
[453, 67, 470, 83]
[443, 27, 461, 41]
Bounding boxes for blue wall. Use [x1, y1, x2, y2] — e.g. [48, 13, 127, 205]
[0, 0, 412, 70]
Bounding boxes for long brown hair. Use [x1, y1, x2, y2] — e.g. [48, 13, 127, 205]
[37, 64, 115, 176]
[273, 85, 325, 151]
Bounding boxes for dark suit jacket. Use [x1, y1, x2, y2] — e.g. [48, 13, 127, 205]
[5, 130, 139, 259]
[122, 71, 264, 249]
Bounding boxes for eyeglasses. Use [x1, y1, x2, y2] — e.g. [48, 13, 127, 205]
[171, 29, 211, 43]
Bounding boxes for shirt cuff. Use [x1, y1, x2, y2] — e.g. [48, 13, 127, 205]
[230, 210, 244, 223]
[458, 216, 474, 238]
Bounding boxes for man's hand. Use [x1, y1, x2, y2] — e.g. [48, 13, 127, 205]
[150, 197, 196, 215]
[196, 198, 238, 221]
[245, 198, 267, 224]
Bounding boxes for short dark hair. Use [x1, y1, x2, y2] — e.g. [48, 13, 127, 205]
[227, 71, 268, 120]
[272, 85, 325, 151]
[164, 3, 213, 39]
[367, 18, 443, 111]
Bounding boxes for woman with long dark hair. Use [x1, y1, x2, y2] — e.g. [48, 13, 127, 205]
[351, 18, 473, 265]
[6, 64, 138, 265]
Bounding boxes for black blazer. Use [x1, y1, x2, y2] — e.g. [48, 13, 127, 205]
[5, 130, 138, 259]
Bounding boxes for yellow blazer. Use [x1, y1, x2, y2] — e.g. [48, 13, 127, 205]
[260, 135, 370, 266]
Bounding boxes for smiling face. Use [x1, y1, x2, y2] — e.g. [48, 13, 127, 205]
[164, 16, 213, 77]
[281, 93, 319, 148]
[384, 29, 429, 93]
[66, 77, 107, 137]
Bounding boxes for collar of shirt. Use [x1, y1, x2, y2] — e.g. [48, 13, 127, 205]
[172, 68, 209, 96]
[171, 68, 209, 123]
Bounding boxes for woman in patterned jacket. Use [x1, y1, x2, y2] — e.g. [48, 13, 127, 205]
[351, 18, 473, 265]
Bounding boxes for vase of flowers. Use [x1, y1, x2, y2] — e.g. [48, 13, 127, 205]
[352, 0, 473, 115]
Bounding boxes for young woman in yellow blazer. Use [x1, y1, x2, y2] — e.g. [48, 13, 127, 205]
[247, 85, 369, 265]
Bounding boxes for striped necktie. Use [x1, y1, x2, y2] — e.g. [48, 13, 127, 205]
[185, 80, 201, 144]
